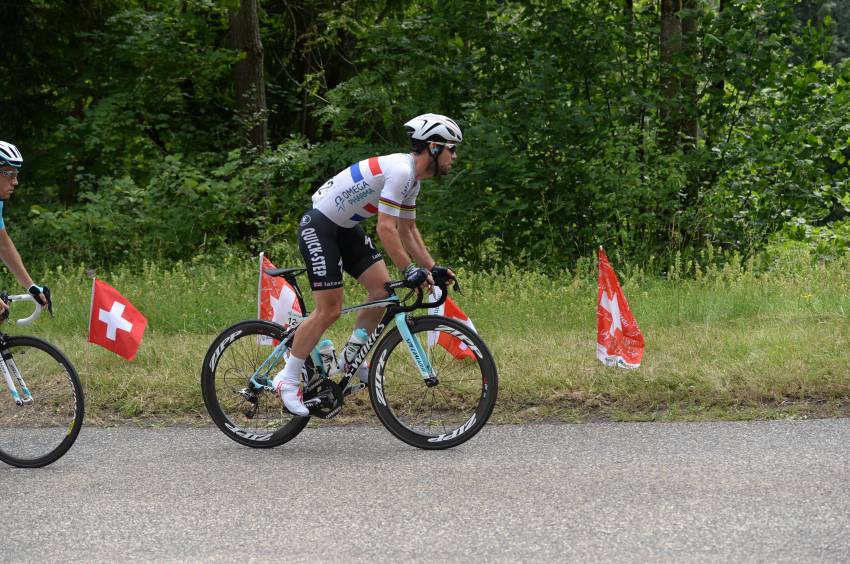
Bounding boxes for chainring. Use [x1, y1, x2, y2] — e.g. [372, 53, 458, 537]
[305, 378, 344, 419]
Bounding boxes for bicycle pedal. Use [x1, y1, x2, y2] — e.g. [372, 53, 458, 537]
[343, 382, 367, 396]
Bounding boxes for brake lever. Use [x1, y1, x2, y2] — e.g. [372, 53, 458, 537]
[44, 286, 54, 318]
[0, 292, 8, 322]
[453, 279, 463, 296]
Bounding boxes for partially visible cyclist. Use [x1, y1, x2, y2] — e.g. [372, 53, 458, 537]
[273, 113, 461, 415]
[0, 141, 51, 317]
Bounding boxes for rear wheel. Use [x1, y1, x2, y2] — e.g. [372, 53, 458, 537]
[0, 336, 84, 468]
[369, 315, 497, 450]
[201, 320, 309, 448]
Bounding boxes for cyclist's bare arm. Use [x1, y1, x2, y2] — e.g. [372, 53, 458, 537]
[0, 229, 46, 315]
[398, 217, 435, 270]
[0, 229, 35, 290]
[377, 212, 419, 271]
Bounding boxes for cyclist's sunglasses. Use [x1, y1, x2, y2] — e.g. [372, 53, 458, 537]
[0, 169, 18, 179]
[432, 142, 457, 154]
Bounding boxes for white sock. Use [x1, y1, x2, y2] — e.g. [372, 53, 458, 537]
[273, 355, 306, 386]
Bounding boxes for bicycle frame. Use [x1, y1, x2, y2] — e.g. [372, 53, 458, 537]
[248, 278, 441, 400]
[0, 334, 33, 406]
[0, 294, 44, 407]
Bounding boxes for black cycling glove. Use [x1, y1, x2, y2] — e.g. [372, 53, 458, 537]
[29, 284, 53, 315]
[403, 264, 429, 288]
[430, 265, 455, 283]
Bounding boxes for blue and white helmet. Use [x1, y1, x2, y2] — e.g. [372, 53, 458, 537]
[0, 142, 23, 169]
[404, 114, 463, 144]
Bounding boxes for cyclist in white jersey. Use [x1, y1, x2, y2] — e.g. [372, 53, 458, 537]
[273, 114, 461, 416]
[0, 142, 50, 315]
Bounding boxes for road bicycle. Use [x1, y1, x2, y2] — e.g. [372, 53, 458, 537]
[201, 268, 497, 450]
[0, 292, 84, 468]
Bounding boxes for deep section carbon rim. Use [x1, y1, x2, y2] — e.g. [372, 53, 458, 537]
[201, 320, 308, 448]
[0, 336, 84, 468]
[370, 315, 497, 449]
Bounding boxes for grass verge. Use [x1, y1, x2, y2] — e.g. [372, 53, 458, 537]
[2, 252, 848, 425]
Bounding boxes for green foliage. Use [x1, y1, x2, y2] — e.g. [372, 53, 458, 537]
[1, 0, 849, 272]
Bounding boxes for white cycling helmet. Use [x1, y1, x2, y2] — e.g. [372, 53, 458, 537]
[404, 113, 463, 144]
[0, 141, 23, 169]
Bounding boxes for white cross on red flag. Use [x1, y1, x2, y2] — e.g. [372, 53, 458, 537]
[597, 247, 644, 368]
[88, 279, 148, 360]
[258, 253, 303, 328]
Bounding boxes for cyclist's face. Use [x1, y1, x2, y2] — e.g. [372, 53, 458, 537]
[0, 167, 18, 200]
[436, 144, 457, 175]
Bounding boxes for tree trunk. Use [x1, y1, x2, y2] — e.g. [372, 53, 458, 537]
[660, 0, 682, 149]
[230, 0, 268, 151]
[705, 0, 727, 150]
[680, 0, 699, 149]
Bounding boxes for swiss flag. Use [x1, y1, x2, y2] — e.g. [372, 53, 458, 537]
[597, 247, 644, 368]
[428, 285, 477, 360]
[258, 253, 302, 328]
[88, 279, 148, 361]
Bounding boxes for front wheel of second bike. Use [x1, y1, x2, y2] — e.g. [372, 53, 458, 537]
[369, 315, 498, 450]
[0, 336, 84, 468]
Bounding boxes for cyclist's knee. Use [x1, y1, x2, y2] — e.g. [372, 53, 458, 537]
[312, 304, 342, 325]
[366, 287, 390, 302]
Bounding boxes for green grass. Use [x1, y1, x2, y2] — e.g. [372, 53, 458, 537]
[2, 252, 849, 425]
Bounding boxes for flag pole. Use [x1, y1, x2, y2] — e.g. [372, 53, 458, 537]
[87, 276, 96, 338]
[258, 251, 265, 320]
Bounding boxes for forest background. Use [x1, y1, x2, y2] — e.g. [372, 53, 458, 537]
[2, 0, 849, 273]
[1, 1, 850, 421]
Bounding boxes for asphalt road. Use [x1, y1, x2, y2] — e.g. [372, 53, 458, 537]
[2, 420, 849, 563]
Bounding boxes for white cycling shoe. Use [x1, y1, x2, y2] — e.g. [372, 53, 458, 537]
[272, 373, 309, 416]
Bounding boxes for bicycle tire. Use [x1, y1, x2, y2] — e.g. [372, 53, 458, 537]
[0, 336, 84, 468]
[201, 320, 309, 448]
[369, 315, 497, 450]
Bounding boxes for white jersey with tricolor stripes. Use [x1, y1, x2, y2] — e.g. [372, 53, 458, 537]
[311, 153, 421, 228]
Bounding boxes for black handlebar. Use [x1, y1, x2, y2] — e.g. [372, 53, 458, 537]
[383, 269, 461, 313]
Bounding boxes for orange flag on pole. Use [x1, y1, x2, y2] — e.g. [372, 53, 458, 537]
[597, 247, 644, 368]
[428, 285, 478, 360]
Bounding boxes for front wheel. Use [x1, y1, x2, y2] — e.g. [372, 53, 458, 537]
[201, 320, 310, 448]
[0, 336, 85, 468]
[369, 315, 497, 449]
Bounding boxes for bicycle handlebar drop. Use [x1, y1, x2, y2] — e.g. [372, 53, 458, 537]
[383, 270, 461, 313]
[0, 293, 44, 326]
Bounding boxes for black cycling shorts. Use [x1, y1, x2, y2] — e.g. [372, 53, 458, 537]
[297, 209, 384, 291]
